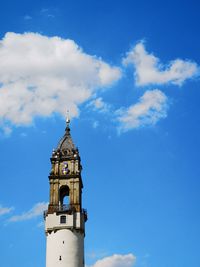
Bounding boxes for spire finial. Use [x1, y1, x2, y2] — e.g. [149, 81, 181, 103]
[66, 110, 70, 128]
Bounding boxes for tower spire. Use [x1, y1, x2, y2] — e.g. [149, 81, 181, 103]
[66, 110, 70, 129]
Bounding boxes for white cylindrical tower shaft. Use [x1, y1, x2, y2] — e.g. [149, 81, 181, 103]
[46, 229, 84, 267]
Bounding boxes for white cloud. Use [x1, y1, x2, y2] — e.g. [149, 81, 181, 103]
[24, 15, 32, 20]
[87, 254, 136, 267]
[0, 205, 13, 216]
[20, 132, 28, 137]
[37, 221, 44, 228]
[89, 97, 110, 113]
[92, 121, 99, 129]
[2, 126, 12, 136]
[0, 32, 121, 131]
[123, 42, 198, 86]
[117, 89, 168, 132]
[9, 202, 48, 222]
[40, 8, 55, 18]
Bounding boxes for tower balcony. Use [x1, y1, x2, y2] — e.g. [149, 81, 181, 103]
[44, 204, 87, 220]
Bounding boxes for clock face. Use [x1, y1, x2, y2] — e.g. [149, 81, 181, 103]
[61, 162, 69, 175]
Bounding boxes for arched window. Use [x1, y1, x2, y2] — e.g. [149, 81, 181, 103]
[59, 186, 70, 207]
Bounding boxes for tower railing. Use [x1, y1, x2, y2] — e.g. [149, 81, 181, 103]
[58, 204, 71, 211]
[44, 204, 87, 218]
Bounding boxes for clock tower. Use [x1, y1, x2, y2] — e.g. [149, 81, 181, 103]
[44, 118, 87, 267]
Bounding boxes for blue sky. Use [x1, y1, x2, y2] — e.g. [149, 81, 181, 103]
[0, 1, 200, 267]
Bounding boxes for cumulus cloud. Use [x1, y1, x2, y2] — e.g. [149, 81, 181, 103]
[123, 42, 199, 86]
[117, 89, 168, 132]
[0, 205, 13, 216]
[87, 254, 136, 267]
[9, 202, 48, 222]
[88, 97, 110, 113]
[0, 32, 121, 130]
